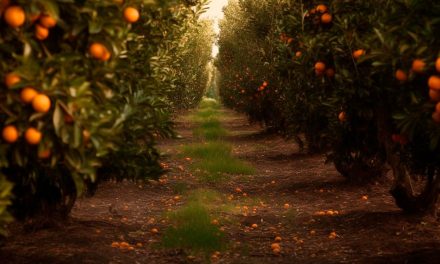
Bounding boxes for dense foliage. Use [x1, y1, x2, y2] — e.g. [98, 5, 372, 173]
[0, 0, 213, 233]
[217, 0, 440, 213]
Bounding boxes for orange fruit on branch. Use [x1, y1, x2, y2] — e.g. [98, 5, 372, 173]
[316, 4, 328, 13]
[89, 43, 107, 60]
[315, 61, 326, 72]
[2, 125, 19, 143]
[123, 7, 140, 23]
[321, 13, 332, 24]
[432, 112, 440, 123]
[20, 87, 38, 104]
[411, 59, 425, 73]
[436, 102, 440, 113]
[25, 127, 42, 145]
[38, 149, 51, 159]
[35, 24, 49, 40]
[338, 111, 346, 122]
[395, 69, 407, 82]
[39, 15, 56, 28]
[5, 72, 21, 88]
[352, 49, 365, 60]
[429, 89, 440, 102]
[32, 94, 51, 113]
[4, 6, 26, 28]
[428, 76, 440, 90]
[326, 68, 335, 78]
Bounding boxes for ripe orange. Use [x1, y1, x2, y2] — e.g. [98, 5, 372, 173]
[326, 68, 335, 78]
[436, 102, 440, 113]
[4, 6, 26, 28]
[316, 4, 328, 13]
[315, 61, 326, 72]
[251, 223, 258, 228]
[89, 43, 107, 60]
[429, 89, 440, 102]
[83, 129, 91, 144]
[271, 243, 280, 250]
[436, 58, 440, 72]
[338, 111, 346, 122]
[395, 69, 407, 82]
[428, 76, 440, 90]
[432, 112, 440, 123]
[101, 49, 111, 61]
[38, 149, 51, 159]
[321, 13, 332, 24]
[20, 87, 38, 103]
[39, 15, 56, 28]
[295, 51, 302, 57]
[123, 7, 140, 23]
[411, 59, 425, 73]
[32, 94, 51, 113]
[5, 72, 21, 88]
[35, 24, 49, 40]
[2, 125, 19, 143]
[352, 49, 365, 60]
[25, 127, 42, 145]
[263, 81, 268, 87]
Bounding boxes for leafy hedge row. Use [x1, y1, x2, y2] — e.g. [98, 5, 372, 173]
[217, 0, 440, 213]
[0, 0, 213, 233]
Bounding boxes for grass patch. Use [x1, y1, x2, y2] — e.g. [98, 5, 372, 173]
[198, 98, 220, 110]
[196, 158, 255, 175]
[162, 201, 225, 255]
[182, 142, 231, 159]
[182, 142, 255, 182]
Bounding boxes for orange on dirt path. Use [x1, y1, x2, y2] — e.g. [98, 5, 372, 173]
[21, 87, 38, 104]
[411, 59, 425, 73]
[123, 7, 140, 23]
[5, 73, 21, 88]
[25, 127, 42, 145]
[321, 13, 332, 24]
[4, 6, 26, 28]
[2, 125, 19, 143]
[32, 94, 51, 113]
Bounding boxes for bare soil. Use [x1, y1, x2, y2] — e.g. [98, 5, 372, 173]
[1, 109, 439, 264]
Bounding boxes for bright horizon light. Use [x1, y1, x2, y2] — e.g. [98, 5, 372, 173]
[200, 0, 229, 57]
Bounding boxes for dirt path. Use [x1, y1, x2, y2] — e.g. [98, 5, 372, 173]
[1, 108, 440, 263]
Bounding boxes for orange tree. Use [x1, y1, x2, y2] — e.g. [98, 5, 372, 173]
[366, 1, 440, 213]
[0, 0, 213, 225]
[217, 1, 279, 127]
[97, 1, 213, 183]
[218, 0, 440, 213]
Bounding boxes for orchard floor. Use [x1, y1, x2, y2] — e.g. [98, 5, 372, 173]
[1, 108, 440, 264]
